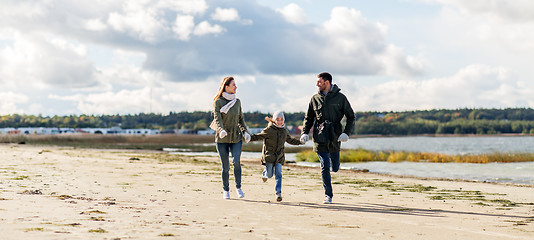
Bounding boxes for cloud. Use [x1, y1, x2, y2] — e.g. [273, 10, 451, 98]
[1, 1, 422, 82]
[0, 0, 49, 19]
[49, 89, 153, 114]
[427, 0, 534, 52]
[172, 15, 195, 41]
[193, 21, 225, 36]
[431, 0, 534, 22]
[349, 65, 532, 111]
[85, 18, 108, 31]
[315, 7, 423, 77]
[0, 0, 431, 115]
[0, 32, 100, 89]
[0, 92, 28, 114]
[211, 8, 240, 22]
[49, 80, 217, 115]
[107, 2, 169, 43]
[276, 3, 309, 25]
[142, 4, 422, 81]
[155, 0, 208, 15]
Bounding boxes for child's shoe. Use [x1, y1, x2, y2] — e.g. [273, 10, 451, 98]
[276, 193, 282, 202]
[323, 195, 332, 204]
[236, 188, 245, 198]
[262, 176, 268, 182]
[223, 191, 230, 199]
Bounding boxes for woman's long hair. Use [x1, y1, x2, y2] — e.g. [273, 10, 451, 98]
[213, 76, 234, 102]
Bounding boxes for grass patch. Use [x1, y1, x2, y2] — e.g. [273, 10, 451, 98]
[20, 189, 43, 195]
[400, 184, 437, 192]
[388, 208, 413, 211]
[332, 177, 524, 209]
[24, 228, 45, 232]
[81, 210, 107, 214]
[90, 216, 106, 221]
[9, 134, 216, 151]
[88, 228, 107, 233]
[506, 218, 534, 226]
[427, 190, 523, 208]
[488, 199, 517, 207]
[296, 148, 534, 163]
[159, 233, 175, 237]
[11, 175, 30, 180]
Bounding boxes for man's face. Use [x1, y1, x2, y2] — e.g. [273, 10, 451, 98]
[316, 77, 329, 92]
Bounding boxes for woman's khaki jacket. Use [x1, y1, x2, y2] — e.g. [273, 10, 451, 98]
[212, 97, 248, 143]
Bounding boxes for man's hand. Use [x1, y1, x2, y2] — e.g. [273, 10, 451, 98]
[219, 129, 228, 138]
[300, 134, 309, 144]
[338, 133, 349, 142]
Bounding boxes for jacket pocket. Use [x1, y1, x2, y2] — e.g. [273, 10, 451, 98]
[313, 121, 332, 144]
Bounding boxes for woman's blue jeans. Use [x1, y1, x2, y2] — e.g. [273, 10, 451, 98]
[317, 152, 340, 198]
[216, 141, 242, 191]
[263, 163, 282, 194]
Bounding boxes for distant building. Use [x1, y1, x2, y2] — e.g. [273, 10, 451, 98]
[248, 128, 263, 134]
[176, 129, 196, 135]
[197, 129, 215, 135]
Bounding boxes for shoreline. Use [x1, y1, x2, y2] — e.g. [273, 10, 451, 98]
[353, 133, 534, 138]
[1, 144, 533, 239]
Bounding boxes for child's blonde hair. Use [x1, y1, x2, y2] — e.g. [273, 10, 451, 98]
[265, 116, 275, 123]
[265, 111, 285, 123]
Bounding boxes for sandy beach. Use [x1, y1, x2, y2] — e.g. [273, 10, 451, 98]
[0, 144, 533, 239]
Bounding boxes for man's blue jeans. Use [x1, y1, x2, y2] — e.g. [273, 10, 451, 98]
[317, 152, 340, 198]
[263, 163, 282, 194]
[216, 141, 242, 191]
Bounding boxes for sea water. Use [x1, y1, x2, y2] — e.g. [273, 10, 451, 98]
[167, 136, 534, 185]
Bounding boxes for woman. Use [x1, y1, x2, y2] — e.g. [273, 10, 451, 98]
[212, 76, 251, 199]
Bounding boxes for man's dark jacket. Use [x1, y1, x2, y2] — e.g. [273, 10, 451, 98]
[302, 84, 355, 152]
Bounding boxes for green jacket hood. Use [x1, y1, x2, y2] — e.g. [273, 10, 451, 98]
[320, 84, 340, 95]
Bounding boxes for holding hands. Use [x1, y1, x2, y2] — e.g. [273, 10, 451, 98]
[300, 134, 309, 144]
[243, 132, 251, 143]
[338, 133, 349, 142]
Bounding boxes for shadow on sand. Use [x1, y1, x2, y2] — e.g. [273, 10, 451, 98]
[235, 199, 532, 220]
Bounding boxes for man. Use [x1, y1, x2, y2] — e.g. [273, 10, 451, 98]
[300, 72, 355, 204]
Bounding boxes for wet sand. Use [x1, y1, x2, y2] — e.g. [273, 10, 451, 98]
[0, 144, 533, 239]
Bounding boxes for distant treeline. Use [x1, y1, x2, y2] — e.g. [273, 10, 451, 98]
[0, 112, 305, 130]
[355, 108, 534, 135]
[3, 108, 534, 135]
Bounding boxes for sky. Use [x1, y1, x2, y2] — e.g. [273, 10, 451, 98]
[1, 0, 534, 116]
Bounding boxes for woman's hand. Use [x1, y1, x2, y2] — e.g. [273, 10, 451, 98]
[219, 129, 228, 138]
[243, 132, 251, 143]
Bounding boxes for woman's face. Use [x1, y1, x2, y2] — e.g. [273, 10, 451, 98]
[225, 80, 237, 94]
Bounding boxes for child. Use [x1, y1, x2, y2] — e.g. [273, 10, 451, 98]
[250, 111, 302, 202]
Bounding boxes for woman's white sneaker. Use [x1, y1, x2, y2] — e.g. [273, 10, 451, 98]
[223, 191, 230, 199]
[236, 188, 245, 198]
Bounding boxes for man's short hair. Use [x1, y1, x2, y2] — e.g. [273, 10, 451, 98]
[318, 72, 332, 83]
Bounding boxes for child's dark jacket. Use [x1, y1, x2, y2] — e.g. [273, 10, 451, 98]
[250, 122, 301, 165]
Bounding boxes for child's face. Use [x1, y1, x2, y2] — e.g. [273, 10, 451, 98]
[275, 117, 284, 126]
